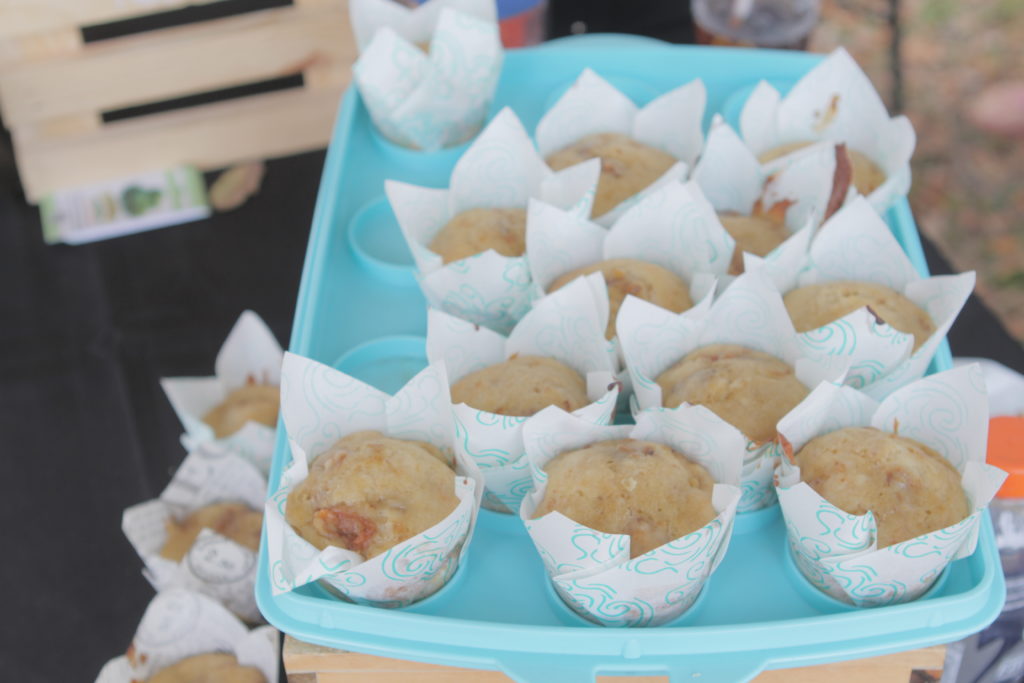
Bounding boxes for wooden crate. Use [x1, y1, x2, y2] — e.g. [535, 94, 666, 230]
[283, 635, 947, 683]
[0, 0, 355, 202]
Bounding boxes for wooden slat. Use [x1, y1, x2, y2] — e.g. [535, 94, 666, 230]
[283, 637, 945, 683]
[0, 26, 81, 66]
[0, 0, 228, 39]
[13, 84, 344, 201]
[0, 2, 351, 127]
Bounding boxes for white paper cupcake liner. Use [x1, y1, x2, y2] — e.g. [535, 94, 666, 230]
[427, 274, 620, 512]
[520, 406, 743, 627]
[535, 68, 705, 226]
[350, 0, 497, 53]
[353, 8, 503, 151]
[386, 107, 601, 333]
[94, 589, 279, 683]
[775, 365, 1007, 607]
[265, 355, 482, 607]
[739, 47, 915, 214]
[618, 267, 846, 512]
[161, 310, 283, 475]
[123, 444, 267, 623]
[752, 196, 975, 399]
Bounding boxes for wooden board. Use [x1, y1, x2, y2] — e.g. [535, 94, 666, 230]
[283, 636, 947, 683]
[0, 0, 354, 201]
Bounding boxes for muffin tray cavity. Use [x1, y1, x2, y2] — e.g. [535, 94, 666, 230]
[256, 35, 1002, 682]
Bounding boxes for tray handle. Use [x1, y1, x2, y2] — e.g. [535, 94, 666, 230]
[501, 655, 765, 683]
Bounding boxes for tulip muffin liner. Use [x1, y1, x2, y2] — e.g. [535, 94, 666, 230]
[265, 355, 482, 607]
[618, 268, 846, 512]
[426, 275, 620, 513]
[692, 114, 851, 257]
[95, 588, 279, 683]
[387, 107, 600, 333]
[350, 0, 496, 53]
[775, 364, 1007, 607]
[123, 444, 268, 623]
[739, 47, 915, 214]
[161, 310, 283, 475]
[520, 406, 743, 627]
[750, 196, 974, 399]
[535, 68, 704, 225]
[353, 8, 503, 151]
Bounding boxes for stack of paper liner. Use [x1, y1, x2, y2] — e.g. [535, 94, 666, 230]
[426, 274, 620, 513]
[123, 445, 267, 623]
[353, 4, 503, 151]
[349, 0, 497, 53]
[265, 355, 483, 606]
[775, 364, 1006, 607]
[96, 589, 279, 683]
[161, 310, 283, 476]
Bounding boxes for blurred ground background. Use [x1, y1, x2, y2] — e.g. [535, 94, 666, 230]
[812, 0, 1024, 341]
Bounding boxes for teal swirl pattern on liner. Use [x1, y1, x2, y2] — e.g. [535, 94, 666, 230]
[813, 504, 875, 552]
[378, 512, 470, 581]
[557, 579, 658, 628]
[873, 381, 969, 469]
[555, 525, 628, 573]
[799, 319, 858, 356]
[846, 358, 888, 389]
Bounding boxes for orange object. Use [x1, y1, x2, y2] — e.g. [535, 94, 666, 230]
[988, 416, 1024, 498]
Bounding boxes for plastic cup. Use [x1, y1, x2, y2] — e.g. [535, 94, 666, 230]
[691, 0, 820, 50]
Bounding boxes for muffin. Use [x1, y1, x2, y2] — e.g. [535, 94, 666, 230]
[795, 426, 970, 548]
[533, 439, 716, 557]
[147, 653, 265, 683]
[286, 430, 457, 558]
[160, 502, 263, 562]
[428, 207, 527, 264]
[783, 281, 936, 352]
[450, 355, 588, 416]
[545, 133, 677, 218]
[202, 383, 279, 439]
[758, 142, 886, 197]
[548, 258, 692, 339]
[718, 212, 790, 275]
[656, 344, 809, 444]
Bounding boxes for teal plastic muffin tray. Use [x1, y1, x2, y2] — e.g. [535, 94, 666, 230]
[256, 35, 1003, 682]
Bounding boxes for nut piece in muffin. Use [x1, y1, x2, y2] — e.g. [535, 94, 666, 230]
[545, 133, 677, 218]
[758, 141, 886, 197]
[202, 382, 280, 439]
[286, 431, 457, 558]
[147, 652, 265, 683]
[533, 439, 716, 558]
[656, 344, 809, 444]
[548, 258, 692, 339]
[450, 354, 588, 417]
[160, 502, 264, 562]
[428, 207, 527, 265]
[795, 426, 970, 548]
[783, 280, 936, 352]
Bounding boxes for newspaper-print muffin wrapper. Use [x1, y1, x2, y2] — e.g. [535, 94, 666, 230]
[535, 68, 705, 226]
[161, 310, 283, 475]
[95, 589, 279, 683]
[122, 445, 268, 623]
[353, 8, 502, 151]
[520, 406, 743, 627]
[427, 276, 620, 512]
[739, 47, 915, 214]
[775, 364, 1007, 607]
[693, 115, 851, 237]
[386, 107, 601, 333]
[618, 268, 847, 512]
[266, 355, 482, 606]
[756, 196, 975, 398]
[350, 0, 497, 52]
